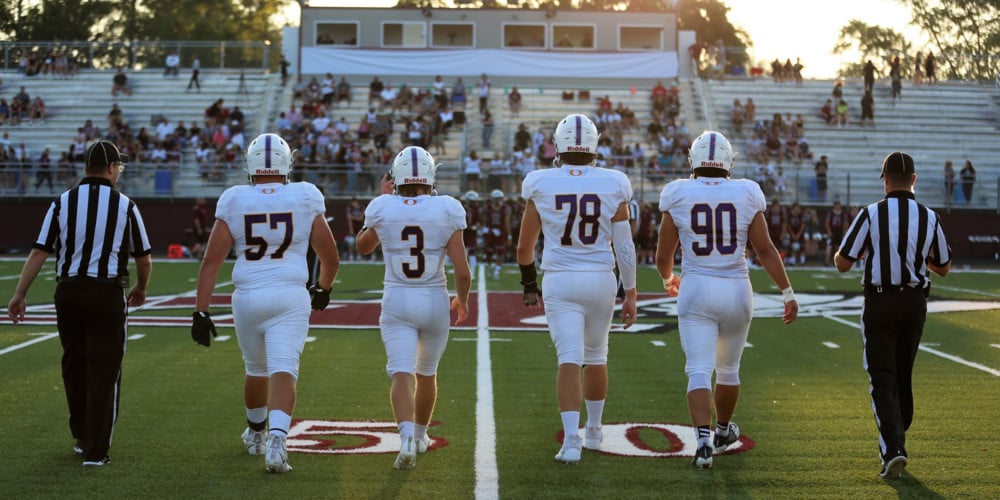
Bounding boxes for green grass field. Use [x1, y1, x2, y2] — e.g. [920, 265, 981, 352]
[1, 258, 998, 499]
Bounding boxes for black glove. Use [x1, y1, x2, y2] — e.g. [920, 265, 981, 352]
[521, 280, 542, 306]
[191, 311, 217, 347]
[310, 285, 331, 311]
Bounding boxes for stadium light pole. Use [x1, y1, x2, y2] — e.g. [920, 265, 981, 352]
[297, 0, 306, 85]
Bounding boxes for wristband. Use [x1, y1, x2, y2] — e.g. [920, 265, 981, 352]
[519, 263, 537, 286]
[781, 286, 796, 304]
[662, 274, 675, 289]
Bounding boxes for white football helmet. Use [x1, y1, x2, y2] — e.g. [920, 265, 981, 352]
[463, 190, 480, 202]
[245, 133, 293, 180]
[390, 146, 436, 187]
[553, 113, 599, 155]
[688, 131, 734, 173]
[490, 189, 504, 200]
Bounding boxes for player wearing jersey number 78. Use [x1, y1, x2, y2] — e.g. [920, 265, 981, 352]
[656, 131, 797, 469]
[356, 146, 472, 470]
[517, 114, 638, 464]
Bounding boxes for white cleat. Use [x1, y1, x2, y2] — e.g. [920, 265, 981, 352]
[394, 436, 417, 469]
[264, 434, 292, 473]
[241, 427, 267, 456]
[584, 426, 603, 450]
[555, 434, 583, 464]
[415, 436, 430, 454]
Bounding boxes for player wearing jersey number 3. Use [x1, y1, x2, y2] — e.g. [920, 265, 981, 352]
[192, 133, 341, 474]
[517, 114, 638, 464]
[656, 131, 798, 469]
[356, 146, 472, 470]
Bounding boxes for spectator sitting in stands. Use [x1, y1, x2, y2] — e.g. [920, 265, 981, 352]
[508, 86, 522, 116]
[112, 69, 132, 96]
[432, 75, 448, 109]
[230, 106, 245, 127]
[598, 95, 613, 112]
[396, 84, 414, 113]
[451, 78, 467, 107]
[835, 99, 849, 128]
[107, 103, 124, 127]
[368, 76, 384, 106]
[205, 98, 228, 126]
[731, 99, 745, 134]
[379, 85, 398, 112]
[832, 79, 844, 100]
[784, 135, 800, 163]
[320, 73, 335, 106]
[155, 116, 176, 141]
[820, 98, 835, 125]
[764, 132, 782, 164]
[164, 51, 180, 77]
[744, 97, 756, 123]
[0, 98, 9, 125]
[149, 141, 168, 164]
[797, 136, 813, 161]
[28, 96, 46, 122]
[304, 77, 321, 102]
[651, 80, 668, 111]
[334, 77, 352, 105]
[8, 99, 21, 124]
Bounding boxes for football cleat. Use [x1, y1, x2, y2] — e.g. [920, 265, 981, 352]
[394, 436, 417, 469]
[713, 423, 740, 453]
[555, 434, 583, 464]
[264, 434, 292, 473]
[415, 436, 430, 454]
[242, 427, 267, 456]
[584, 427, 603, 450]
[692, 444, 713, 469]
[73, 441, 83, 456]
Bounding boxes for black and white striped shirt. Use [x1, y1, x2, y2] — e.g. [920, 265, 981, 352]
[33, 177, 152, 279]
[838, 191, 951, 288]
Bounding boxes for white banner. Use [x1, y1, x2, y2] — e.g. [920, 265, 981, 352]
[301, 48, 678, 79]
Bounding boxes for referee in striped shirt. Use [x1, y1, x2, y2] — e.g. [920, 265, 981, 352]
[834, 151, 951, 479]
[7, 140, 153, 467]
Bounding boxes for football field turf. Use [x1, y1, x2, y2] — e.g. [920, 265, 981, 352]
[1, 259, 997, 499]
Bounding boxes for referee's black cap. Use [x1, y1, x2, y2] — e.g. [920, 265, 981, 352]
[880, 151, 915, 178]
[86, 140, 129, 169]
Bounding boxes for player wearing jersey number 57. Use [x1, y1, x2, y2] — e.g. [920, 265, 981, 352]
[356, 146, 472, 470]
[192, 133, 340, 474]
[517, 114, 638, 464]
[656, 131, 798, 469]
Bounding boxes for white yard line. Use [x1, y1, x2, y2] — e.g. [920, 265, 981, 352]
[822, 341, 840, 349]
[822, 314, 999, 377]
[0, 332, 59, 356]
[474, 264, 499, 500]
[932, 284, 1000, 299]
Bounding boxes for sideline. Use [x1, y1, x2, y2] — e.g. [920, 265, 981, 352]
[822, 313, 1000, 377]
[474, 264, 499, 500]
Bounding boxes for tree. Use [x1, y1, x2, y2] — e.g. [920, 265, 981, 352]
[832, 20, 911, 78]
[901, 0, 999, 81]
[0, 0, 119, 41]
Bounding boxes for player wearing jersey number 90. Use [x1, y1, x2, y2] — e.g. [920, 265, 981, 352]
[656, 130, 797, 469]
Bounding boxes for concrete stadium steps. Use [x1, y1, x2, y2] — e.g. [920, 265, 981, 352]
[704, 78, 1000, 206]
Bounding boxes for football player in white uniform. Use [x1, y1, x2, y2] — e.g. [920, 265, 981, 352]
[656, 131, 798, 469]
[191, 133, 340, 474]
[517, 114, 638, 464]
[356, 146, 472, 470]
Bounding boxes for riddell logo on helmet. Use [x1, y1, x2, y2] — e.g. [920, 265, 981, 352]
[256, 169, 282, 175]
[565, 146, 591, 152]
[404, 177, 428, 184]
[699, 161, 726, 168]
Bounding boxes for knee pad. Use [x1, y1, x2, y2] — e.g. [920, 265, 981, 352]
[557, 347, 584, 366]
[687, 371, 712, 393]
[267, 356, 300, 380]
[715, 369, 740, 386]
[582, 345, 609, 366]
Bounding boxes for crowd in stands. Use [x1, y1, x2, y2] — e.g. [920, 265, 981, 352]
[16, 50, 80, 79]
[0, 86, 47, 126]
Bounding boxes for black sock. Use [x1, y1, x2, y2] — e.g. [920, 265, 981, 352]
[248, 419, 267, 432]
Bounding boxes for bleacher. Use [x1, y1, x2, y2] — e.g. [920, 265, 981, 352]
[702, 77, 1000, 207]
[0, 68, 277, 198]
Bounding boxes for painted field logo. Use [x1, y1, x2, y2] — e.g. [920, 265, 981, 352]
[559, 422, 755, 458]
[286, 419, 447, 455]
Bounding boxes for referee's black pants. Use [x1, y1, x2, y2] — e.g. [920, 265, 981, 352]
[861, 286, 927, 461]
[54, 278, 128, 462]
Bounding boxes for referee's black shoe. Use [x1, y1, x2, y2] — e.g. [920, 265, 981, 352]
[880, 449, 907, 479]
[83, 456, 111, 467]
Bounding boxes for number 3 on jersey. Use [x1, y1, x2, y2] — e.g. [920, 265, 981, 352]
[555, 194, 601, 245]
[690, 202, 738, 255]
[401, 226, 425, 278]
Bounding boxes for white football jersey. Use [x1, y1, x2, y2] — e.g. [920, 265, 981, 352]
[659, 177, 766, 279]
[521, 165, 633, 272]
[365, 194, 467, 288]
[216, 182, 326, 290]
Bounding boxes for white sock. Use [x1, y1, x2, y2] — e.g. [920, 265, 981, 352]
[398, 421, 415, 440]
[246, 406, 267, 428]
[585, 400, 605, 429]
[268, 409, 291, 437]
[560, 411, 580, 440]
[414, 424, 428, 441]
